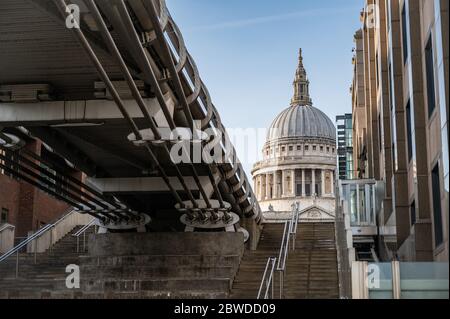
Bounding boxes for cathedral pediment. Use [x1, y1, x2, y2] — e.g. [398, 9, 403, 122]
[298, 205, 335, 222]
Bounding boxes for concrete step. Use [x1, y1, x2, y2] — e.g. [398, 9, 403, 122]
[83, 278, 231, 293]
[80, 265, 234, 279]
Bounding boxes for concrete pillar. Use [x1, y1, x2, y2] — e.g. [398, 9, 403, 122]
[290, 169, 295, 196]
[321, 169, 325, 197]
[312, 169, 316, 197]
[301, 169, 306, 197]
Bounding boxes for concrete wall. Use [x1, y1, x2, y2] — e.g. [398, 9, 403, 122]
[89, 232, 245, 257]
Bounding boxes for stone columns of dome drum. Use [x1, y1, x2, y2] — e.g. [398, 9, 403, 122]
[265, 174, 270, 199]
[273, 171, 278, 199]
[290, 169, 295, 197]
[321, 169, 325, 196]
[257, 175, 262, 200]
[301, 169, 306, 197]
[311, 169, 316, 197]
[330, 170, 335, 196]
[281, 170, 286, 197]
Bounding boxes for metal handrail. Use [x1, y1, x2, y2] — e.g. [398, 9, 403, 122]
[257, 257, 277, 299]
[0, 208, 75, 278]
[277, 221, 291, 271]
[276, 220, 291, 299]
[290, 202, 300, 250]
[72, 218, 96, 253]
[0, 224, 53, 263]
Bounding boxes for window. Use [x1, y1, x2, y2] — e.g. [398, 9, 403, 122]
[406, 100, 413, 161]
[376, 52, 379, 87]
[332, 148, 335, 153]
[305, 145, 309, 151]
[320, 146, 324, 152]
[305, 184, 311, 196]
[296, 184, 302, 196]
[327, 147, 330, 153]
[313, 146, 317, 151]
[281, 146, 285, 152]
[297, 145, 301, 151]
[410, 201, 416, 226]
[425, 35, 436, 117]
[389, 63, 394, 111]
[1, 208, 8, 224]
[289, 146, 293, 151]
[401, 4, 408, 63]
[378, 114, 383, 152]
[432, 164, 443, 246]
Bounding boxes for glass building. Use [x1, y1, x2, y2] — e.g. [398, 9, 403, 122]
[336, 114, 354, 180]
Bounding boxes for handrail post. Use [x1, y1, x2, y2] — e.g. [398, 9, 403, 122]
[279, 270, 283, 299]
[76, 236, 80, 253]
[83, 231, 86, 252]
[271, 267, 274, 299]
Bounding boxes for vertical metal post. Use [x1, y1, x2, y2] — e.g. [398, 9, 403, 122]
[391, 261, 401, 299]
[271, 271, 274, 299]
[279, 271, 283, 299]
[76, 236, 80, 253]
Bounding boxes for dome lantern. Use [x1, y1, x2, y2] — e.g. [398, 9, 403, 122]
[291, 48, 312, 106]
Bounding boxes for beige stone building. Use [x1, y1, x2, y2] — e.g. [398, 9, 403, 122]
[352, 0, 449, 261]
[252, 50, 337, 222]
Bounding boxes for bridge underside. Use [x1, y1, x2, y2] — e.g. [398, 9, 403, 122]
[0, 0, 263, 246]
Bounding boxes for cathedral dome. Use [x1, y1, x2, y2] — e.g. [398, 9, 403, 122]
[267, 104, 336, 142]
[266, 49, 336, 143]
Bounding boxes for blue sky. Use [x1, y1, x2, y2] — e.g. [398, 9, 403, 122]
[167, 0, 363, 176]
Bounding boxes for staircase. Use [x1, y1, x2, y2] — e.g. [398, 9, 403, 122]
[285, 223, 339, 299]
[0, 230, 243, 299]
[230, 224, 284, 298]
[230, 222, 339, 299]
[0, 225, 94, 299]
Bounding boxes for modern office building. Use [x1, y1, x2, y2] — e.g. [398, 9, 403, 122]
[336, 114, 354, 180]
[351, 0, 448, 262]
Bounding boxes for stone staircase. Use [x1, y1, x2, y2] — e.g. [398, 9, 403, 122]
[230, 223, 284, 298]
[230, 222, 339, 299]
[0, 230, 244, 299]
[285, 223, 339, 299]
[0, 225, 93, 299]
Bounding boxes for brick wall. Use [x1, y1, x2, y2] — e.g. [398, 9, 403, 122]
[1, 137, 72, 237]
[0, 173, 70, 237]
[0, 174, 20, 227]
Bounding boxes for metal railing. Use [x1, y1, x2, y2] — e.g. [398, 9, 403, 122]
[256, 203, 300, 299]
[257, 257, 277, 299]
[276, 220, 292, 299]
[0, 208, 90, 278]
[289, 202, 300, 250]
[72, 219, 96, 253]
